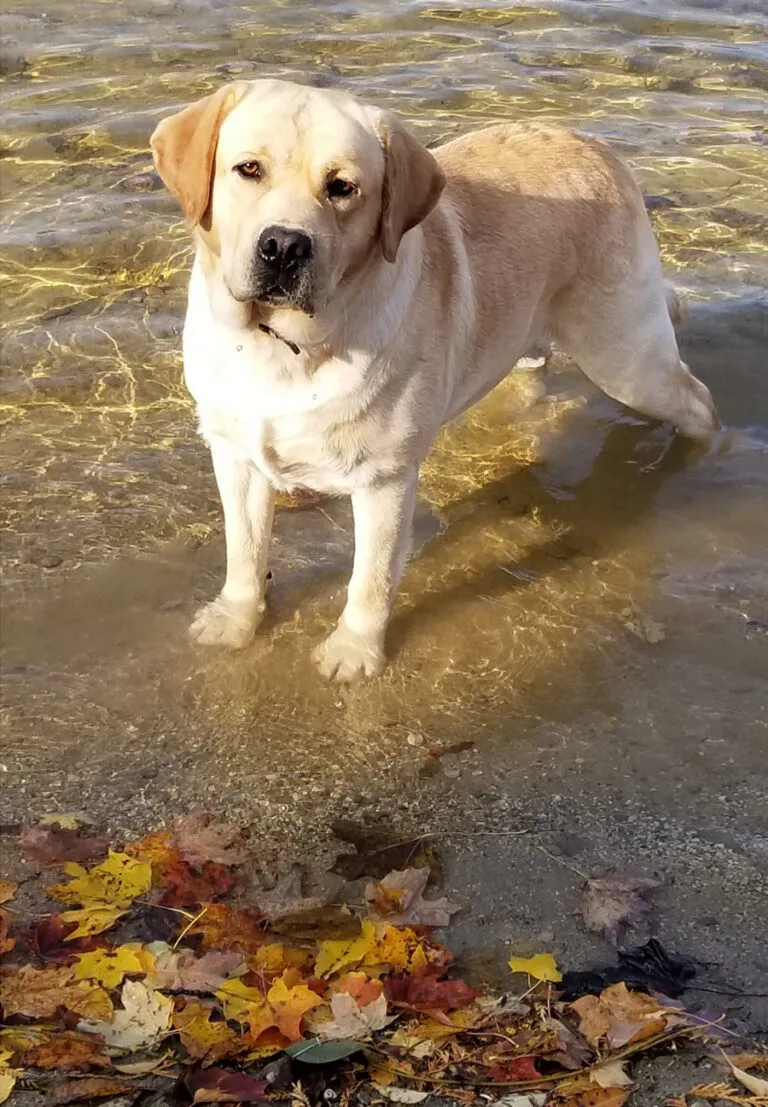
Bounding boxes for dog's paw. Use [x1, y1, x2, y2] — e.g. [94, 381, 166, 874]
[312, 624, 386, 682]
[189, 595, 263, 649]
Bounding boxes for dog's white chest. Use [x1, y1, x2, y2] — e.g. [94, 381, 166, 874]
[182, 304, 374, 494]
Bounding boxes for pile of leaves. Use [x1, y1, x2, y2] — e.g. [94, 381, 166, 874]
[0, 814, 764, 1107]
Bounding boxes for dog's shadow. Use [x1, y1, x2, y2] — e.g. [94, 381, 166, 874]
[386, 415, 699, 656]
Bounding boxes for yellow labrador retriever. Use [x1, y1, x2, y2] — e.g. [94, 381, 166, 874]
[151, 79, 719, 682]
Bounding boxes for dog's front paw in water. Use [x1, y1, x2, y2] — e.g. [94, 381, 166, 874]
[189, 595, 263, 649]
[313, 624, 386, 682]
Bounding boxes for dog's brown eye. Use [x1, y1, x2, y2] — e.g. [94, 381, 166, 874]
[236, 161, 261, 179]
[326, 177, 356, 200]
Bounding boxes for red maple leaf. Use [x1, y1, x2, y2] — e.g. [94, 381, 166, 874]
[160, 860, 236, 908]
[22, 915, 106, 963]
[384, 967, 479, 1016]
[487, 1056, 541, 1082]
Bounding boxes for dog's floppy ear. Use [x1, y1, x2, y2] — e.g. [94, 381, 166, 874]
[377, 114, 446, 264]
[150, 81, 248, 225]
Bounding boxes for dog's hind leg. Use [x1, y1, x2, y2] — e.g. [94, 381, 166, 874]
[551, 275, 719, 444]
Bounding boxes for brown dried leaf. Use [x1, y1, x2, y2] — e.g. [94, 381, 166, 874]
[0, 882, 16, 905]
[253, 867, 325, 922]
[580, 877, 662, 945]
[46, 1076, 135, 1105]
[365, 868, 460, 927]
[724, 1057, 768, 1097]
[19, 825, 109, 868]
[2, 1032, 110, 1072]
[170, 949, 244, 993]
[172, 811, 246, 871]
[0, 965, 113, 1021]
[569, 983, 671, 1048]
[331, 822, 440, 881]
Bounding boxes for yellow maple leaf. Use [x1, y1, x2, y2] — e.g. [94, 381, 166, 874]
[252, 943, 312, 976]
[364, 925, 422, 972]
[215, 978, 271, 1028]
[60, 906, 126, 939]
[73, 943, 155, 988]
[315, 920, 378, 978]
[266, 975, 324, 1041]
[508, 952, 562, 983]
[47, 851, 152, 909]
[0, 1047, 20, 1106]
[173, 999, 242, 1062]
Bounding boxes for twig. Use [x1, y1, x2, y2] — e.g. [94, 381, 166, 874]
[534, 842, 590, 881]
[172, 903, 211, 948]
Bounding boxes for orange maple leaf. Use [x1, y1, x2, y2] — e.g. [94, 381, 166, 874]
[186, 905, 266, 954]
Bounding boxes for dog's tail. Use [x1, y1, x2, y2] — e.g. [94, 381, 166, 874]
[664, 283, 688, 328]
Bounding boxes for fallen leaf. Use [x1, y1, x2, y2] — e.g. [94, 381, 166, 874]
[22, 914, 105, 961]
[508, 953, 562, 983]
[271, 906, 362, 941]
[172, 811, 246, 870]
[19, 824, 109, 867]
[170, 949, 244, 993]
[266, 974, 325, 1041]
[728, 1054, 768, 1073]
[580, 877, 662, 946]
[0, 965, 113, 1020]
[381, 1090, 429, 1104]
[4, 1032, 110, 1071]
[590, 1060, 634, 1089]
[78, 979, 173, 1050]
[0, 1050, 19, 1106]
[274, 488, 327, 510]
[187, 904, 266, 954]
[40, 813, 92, 830]
[365, 868, 460, 927]
[0, 883, 16, 906]
[311, 991, 391, 1039]
[724, 1055, 768, 1096]
[0, 910, 14, 955]
[112, 1054, 174, 1074]
[124, 829, 181, 873]
[315, 920, 379, 978]
[251, 942, 313, 978]
[333, 971, 383, 1008]
[72, 943, 154, 988]
[570, 983, 671, 1048]
[254, 867, 325, 922]
[60, 906, 127, 940]
[185, 1067, 269, 1103]
[385, 967, 479, 1018]
[47, 851, 152, 910]
[215, 978, 269, 1032]
[491, 1097, 547, 1107]
[558, 1090, 630, 1107]
[331, 822, 440, 881]
[160, 859, 236, 907]
[485, 1056, 540, 1082]
[173, 998, 243, 1062]
[46, 1076, 135, 1105]
[284, 1038, 364, 1064]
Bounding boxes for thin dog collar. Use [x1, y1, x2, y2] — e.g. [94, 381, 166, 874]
[258, 322, 301, 356]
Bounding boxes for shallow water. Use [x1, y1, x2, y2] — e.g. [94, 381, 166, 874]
[1, 1, 767, 850]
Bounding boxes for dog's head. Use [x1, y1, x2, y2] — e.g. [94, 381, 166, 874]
[151, 79, 445, 320]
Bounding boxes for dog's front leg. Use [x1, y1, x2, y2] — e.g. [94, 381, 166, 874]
[313, 470, 417, 682]
[190, 438, 275, 649]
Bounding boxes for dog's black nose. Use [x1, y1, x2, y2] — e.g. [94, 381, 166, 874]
[257, 225, 313, 271]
